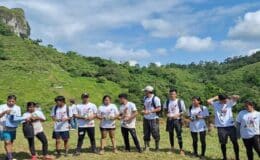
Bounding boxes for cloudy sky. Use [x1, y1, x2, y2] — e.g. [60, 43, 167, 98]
[1, 0, 260, 65]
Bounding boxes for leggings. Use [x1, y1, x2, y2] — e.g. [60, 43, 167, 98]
[191, 131, 206, 156]
[243, 135, 260, 160]
[27, 132, 48, 156]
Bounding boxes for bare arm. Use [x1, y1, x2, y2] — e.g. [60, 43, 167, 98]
[127, 111, 138, 121]
[230, 95, 240, 102]
[207, 96, 219, 106]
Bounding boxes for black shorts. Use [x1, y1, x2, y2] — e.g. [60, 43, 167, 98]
[217, 126, 237, 144]
[52, 131, 70, 140]
[100, 128, 116, 132]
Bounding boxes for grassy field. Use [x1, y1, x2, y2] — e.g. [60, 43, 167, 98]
[0, 119, 249, 160]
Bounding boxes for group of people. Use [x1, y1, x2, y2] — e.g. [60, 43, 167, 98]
[0, 85, 259, 160]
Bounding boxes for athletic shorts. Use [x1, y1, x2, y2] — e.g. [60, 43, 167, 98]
[0, 131, 3, 141]
[3, 130, 16, 141]
[52, 131, 70, 140]
[217, 126, 237, 144]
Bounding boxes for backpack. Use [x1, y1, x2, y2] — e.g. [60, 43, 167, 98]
[144, 96, 161, 116]
[22, 122, 34, 138]
[165, 99, 183, 114]
[54, 105, 71, 123]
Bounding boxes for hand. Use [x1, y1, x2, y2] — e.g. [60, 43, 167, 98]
[31, 116, 38, 121]
[109, 116, 116, 120]
[25, 118, 31, 122]
[196, 115, 203, 119]
[172, 113, 180, 119]
[61, 118, 67, 122]
[124, 116, 130, 121]
[142, 110, 150, 115]
[86, 116, 94, 120]
[167, 113, 174, 118]
[5, 109, 11, 115]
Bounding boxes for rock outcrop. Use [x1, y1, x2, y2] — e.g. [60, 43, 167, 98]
[0, 6, 30, 38]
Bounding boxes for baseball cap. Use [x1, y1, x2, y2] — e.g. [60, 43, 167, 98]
[81, 93, 89, 98]
[142, 86, 154, 92]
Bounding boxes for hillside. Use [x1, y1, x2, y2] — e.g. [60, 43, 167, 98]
[0, 7, 259, 114]
[0, 35, 124, 112]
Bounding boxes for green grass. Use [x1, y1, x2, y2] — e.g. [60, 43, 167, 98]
[0, 119, 249, 160]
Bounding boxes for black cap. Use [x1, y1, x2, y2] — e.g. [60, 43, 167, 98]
[55, 96, 66, 102]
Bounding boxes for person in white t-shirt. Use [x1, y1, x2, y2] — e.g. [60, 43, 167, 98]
[118, 93, 142, 153]
[69, 99, 77, 130]
[0, 95, 21, 160]
[73, 93, 98, 156]
[22, 102, 53, 160]
[142, 86, 161, 152]
[236, 100, 260, 160]
[207, 94, 240, 160]
[97, 95, 119, 155]
[51, 96, 72, 157]
[188, 96, 209, 160]
[164, 89, 186, 155]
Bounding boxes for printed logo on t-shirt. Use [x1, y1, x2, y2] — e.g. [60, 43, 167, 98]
[245, 116, 257, 128]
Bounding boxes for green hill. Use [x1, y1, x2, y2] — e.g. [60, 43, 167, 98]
[0, 35, 124, 112]
[0, 7, 259, 114]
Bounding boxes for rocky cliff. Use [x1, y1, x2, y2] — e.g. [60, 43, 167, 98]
[0, 6, 30, 38]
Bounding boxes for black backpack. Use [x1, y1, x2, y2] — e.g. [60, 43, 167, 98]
[54, 105, 71, 123]
[144, 96, 161, 116]
[23, 122, 34, 138]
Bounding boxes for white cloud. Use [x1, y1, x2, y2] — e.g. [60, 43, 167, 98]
[175, 36, 214, 52]
[247, 48, 260, 55]
[2, 0, 260, 63]
[128, 60, 138, 66]
[84, 41, 150, 61]
[220, 40, 250, 50]
[141, 19, 186, 38]
[228, 10, 260, 40]
[154, 62, 162, 67]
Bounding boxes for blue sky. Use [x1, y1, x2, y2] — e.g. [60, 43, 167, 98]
[1, 0, 260, 65]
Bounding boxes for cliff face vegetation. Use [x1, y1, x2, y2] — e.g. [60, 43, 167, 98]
[0, 6, 30, 38]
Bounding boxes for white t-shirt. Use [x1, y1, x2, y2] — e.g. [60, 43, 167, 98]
[119, 102, 137, 128]
[74, 103, 97, 128]
[98, 104, 119, 129]
[23, 111, 46, 135]
[51, 105, 73, 132]
[0, 104, 21, 130]
[237, 110, 260, 139]
[211, 100, 236, 127]
[144, 95, 161, 120]
[69, 104, 77, 115]
[188, 106, 209, 132]
[163, 99, 186, 119]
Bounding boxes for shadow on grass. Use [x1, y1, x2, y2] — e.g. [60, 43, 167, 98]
[0, 147, 223, 160]
[0, 152, 29, 159]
